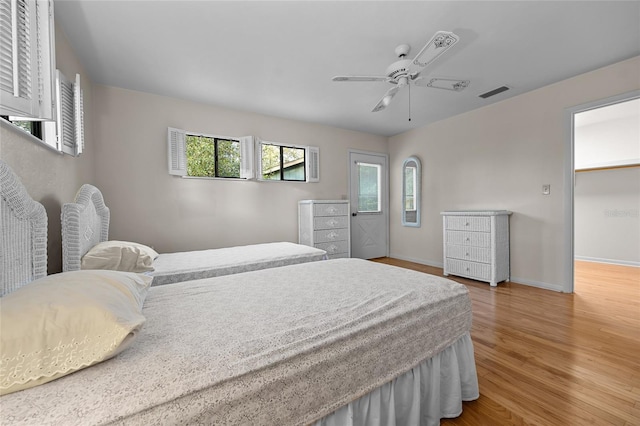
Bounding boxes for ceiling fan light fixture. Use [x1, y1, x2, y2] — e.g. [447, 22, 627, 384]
[382, 95, 393, 107]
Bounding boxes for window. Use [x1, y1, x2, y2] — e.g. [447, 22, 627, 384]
[0, 0, 56, 120]
[168, 127, 254, 179]
[186, 134, 241, 178]
[260, 142, 305, 181]
[357, 162, 381, 212]
[258, 140, 319, 183]
[2, 71, 84, 156]
[168, 129, 320, 183]
[0, 116, 42, 139]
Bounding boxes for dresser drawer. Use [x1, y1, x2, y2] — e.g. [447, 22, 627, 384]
[313, 203, 349, 217]
[445, 216, 491, 232]
[445, 230, 490, 247]
[446, 244, 491, 264]
[446, 258, 491, 280]
[314, 228, 349, 243]
[315, 240, 349, 256]
[313, 215, 349, 230]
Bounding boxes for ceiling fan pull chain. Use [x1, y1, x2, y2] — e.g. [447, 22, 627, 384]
[408, 83, 412, 122]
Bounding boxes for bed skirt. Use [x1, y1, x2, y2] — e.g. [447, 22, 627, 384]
[313, 333, 479, 426]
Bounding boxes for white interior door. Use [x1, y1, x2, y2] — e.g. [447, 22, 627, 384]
[349, 151, 389, 259]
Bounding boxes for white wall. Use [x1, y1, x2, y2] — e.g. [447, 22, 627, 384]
[91, 85, 387, 253]
[0, 26, 95, 274]
[388, 56, 640, 291]
[574, 168, 640, 266]
[575, 99, 640, 169]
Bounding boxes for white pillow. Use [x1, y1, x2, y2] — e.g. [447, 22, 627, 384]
[0, 270, 152, 395]
[81, 240, 159, 272]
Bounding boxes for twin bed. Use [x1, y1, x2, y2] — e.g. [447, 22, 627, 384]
[61, 184, 328, 285]
[0, 159, 479, 425]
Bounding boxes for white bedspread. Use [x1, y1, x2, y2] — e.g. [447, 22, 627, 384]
[1, 259, 473, 425]
[150, 241, 327, 285]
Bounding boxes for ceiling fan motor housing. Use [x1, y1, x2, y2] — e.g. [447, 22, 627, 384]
[386, 59, 413, 83]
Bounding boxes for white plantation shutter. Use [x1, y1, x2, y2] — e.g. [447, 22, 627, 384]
[168, 127, 187, 176]
[74, 72, 84, 155]
[39, 70, 82, 154]
[0, 0, 54, 119]
[255, 137, 264, 179]
[56, 69, 75, 155]
[306, 146, 319, 182]
[239, 135, 254, 179]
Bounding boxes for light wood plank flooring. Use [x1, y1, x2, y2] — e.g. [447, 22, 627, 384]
[371, 258, 640, 425]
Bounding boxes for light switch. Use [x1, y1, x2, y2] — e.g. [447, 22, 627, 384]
[542, 184, 551, 195]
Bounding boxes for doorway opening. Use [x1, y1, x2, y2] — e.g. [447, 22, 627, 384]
[565, 91, 640, 293]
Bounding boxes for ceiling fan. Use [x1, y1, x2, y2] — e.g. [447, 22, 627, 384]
[332, 31, 469, 113]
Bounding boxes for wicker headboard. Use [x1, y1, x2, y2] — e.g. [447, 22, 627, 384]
[61, 184, 110, 272]
[0, 160, 48, 296]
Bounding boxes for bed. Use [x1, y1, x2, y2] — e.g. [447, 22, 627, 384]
[61, 184, 328, 285]
[0, 159, 479, 425]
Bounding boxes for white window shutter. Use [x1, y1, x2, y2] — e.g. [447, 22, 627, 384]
[168, 127, 187, 176]
[56, 69, 75, 155]
[255, 137, 264, 180]
[239, 135, 254, 179]
[35, 0, 55, 120]
[0, 0, 55, 119]
[73, 73, 84, 156]
[306, 146, 320, 182]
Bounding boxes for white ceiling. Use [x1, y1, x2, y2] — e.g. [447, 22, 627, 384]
[54, 1, 640, 137]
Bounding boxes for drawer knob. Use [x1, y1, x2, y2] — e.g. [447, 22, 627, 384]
[327, 232, 337, 239]
[465, 222, 470, 226]
[466, 267, 470, 272]
[465, 253, 470, 257]
[466, 238, 470, 242]
[327, 245, 337, 253]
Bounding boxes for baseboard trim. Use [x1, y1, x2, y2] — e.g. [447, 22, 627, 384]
[575, 256, 640, 268]
[388, 254, 443, 269]
[389, 254, 565, 292]
[509, 276, 564, 293]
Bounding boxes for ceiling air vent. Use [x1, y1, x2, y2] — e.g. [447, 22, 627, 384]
[479, 86, 510, 99]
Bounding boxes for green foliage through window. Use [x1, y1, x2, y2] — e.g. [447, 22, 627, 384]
[186, 135, 240, 178]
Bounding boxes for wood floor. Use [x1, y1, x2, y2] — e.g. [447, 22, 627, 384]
[371, 258, 640, 426]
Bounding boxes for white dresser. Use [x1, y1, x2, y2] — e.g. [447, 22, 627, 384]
[441, 210, 512, 286]
[298, 200, 350, 259]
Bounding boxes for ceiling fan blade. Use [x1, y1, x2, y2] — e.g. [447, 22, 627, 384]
[332, 76, 388, 82]
[414, 77, 470, 91]
[408, 31, 460, 75]
[372, 86, 400, 112]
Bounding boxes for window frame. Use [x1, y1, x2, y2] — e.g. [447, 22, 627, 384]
[168, 127, 254, 180]
[356, 161, 382, 214]
[184, 132, 243, 179]
[0, 115, 60, 153]
[1, 116, 42, 138]
[257, 140, 310, 183]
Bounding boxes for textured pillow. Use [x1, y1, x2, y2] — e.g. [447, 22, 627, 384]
[0, 270, 152, 395]
[81, 240, 159, 272]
